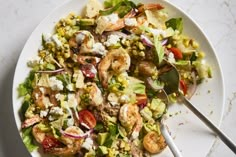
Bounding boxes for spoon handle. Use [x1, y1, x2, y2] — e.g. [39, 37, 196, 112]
[160, 122, 183, 157]
[179, 93, 236, 154]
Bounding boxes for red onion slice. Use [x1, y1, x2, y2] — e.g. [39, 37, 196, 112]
[161, 39, 168, 46]
[37, 68, 64, 74]
[60, 129, 93, 139]
[140, 35, 153, 47]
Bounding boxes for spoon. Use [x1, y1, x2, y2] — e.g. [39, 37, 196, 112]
[156, 90, 183, 157]
[158, 60, 236, 154]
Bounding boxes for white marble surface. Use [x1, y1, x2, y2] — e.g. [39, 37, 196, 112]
[0, 0, 235, 156]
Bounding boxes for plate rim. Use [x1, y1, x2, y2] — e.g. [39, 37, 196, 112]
[12, 0, 225, 156]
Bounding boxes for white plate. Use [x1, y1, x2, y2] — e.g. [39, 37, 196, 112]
[12, 0, 225, 156]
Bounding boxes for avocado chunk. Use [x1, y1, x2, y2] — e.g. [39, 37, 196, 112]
[97, 132, 109, 145]
[97, 146, 108, 155]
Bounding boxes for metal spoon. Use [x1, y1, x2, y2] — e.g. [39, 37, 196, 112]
[156, 90, 183, 157]
[158, 60, 236, 154]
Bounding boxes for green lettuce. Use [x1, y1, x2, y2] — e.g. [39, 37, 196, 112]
[166, 18, 183, 33]
[154, 35, 164, 64]
[22, 127, 38, 152]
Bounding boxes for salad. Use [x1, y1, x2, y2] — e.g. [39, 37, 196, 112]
[18, 0, 212, 156]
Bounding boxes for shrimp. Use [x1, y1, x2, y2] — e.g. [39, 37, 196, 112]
[32, 86, 58, 109]
[143, 131, 166, 154]
[119, 104, 143, 139]
[137, 4, 164, 13]
[98, 47, 130, 87]
[104, 9, 137, 32]
[32, 124, 46, 143]
[33, 126, 84, 156]
[69, 31, 95, 54]
[21, 115, 41, 128]
[48, 126, 84, 156]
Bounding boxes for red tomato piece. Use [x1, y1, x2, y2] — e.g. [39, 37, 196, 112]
[180, 80, 188, 95]
[136, 94, 148, 108]
[78, 110, 97, 129]
[81, 63, 97, 78]
[168, 47, 183, 59]
[42, 135, 62, 152]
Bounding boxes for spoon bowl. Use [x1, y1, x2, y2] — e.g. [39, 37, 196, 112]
[158, 60, 236, 154]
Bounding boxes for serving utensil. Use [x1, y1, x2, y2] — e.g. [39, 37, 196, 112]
[157, 90, 183, 157]
[158, 60, 236, 154]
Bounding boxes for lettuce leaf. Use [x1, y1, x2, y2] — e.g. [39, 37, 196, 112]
[166, 18, 183, 33]
[18, 71, 35, 97]
[131, 83, 146, 94]
[22, 127, 38, 152]
[154, 35, 164, 64]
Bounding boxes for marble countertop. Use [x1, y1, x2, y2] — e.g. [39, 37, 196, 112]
[0, 0, 235, 156]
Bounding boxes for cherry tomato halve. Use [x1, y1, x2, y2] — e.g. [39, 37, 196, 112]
[168, 47, 183, 59]
[136, 94, 148, 108]
[180, 80, 187, 95]
[81, 63, 97, 79]
[42, 135, 62, 152]
[78, 110, 97, 129]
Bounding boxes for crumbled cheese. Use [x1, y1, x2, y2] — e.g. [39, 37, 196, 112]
[104, 34, 120, 47]
[42, 97, 53, 109]
[55, 93, 61, 101]
[35, 93, 39, 100]
[48, 115, 56, 121]
[104, 13, 119, 24]
[43, 33, 52, 43]
[67, 94, 78, 108]
[119, 94, 130, 104]
[40, 109, 49, 118]
[150, 28, 166, 37]
[75, 32, 86, 44]
[66, 83, 74, 91]
[75, 70, 85, 89]
[82, 137, 94, 150]
[131, 131, 139, 139]
[168, 52, 176, 63]
[52, 34, 62, 48]
[39, 87, 45, 93]
[27, 56, 41, 67]
[49, 77, 64, 91]
[50, 106, 64, 116]
[67, 118, 74, 127]
[108, 93, 119, 106]
[92, 42, 107, 55]
[124, 18, 137, 26]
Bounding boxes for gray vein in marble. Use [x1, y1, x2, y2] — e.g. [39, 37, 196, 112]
[223, 0, 236, 24]
[223, 92, 236, 120]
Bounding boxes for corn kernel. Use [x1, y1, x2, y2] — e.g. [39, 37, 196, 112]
[139, 51, 145, 57]
[192, 41, 199, 49]
[167, 44, 172, 49]
[198, 51, 205, 58]
[183, 39, 190, 47]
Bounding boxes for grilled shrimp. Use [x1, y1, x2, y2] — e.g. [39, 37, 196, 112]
[22, 115, 41, 128]
[98, 47, 130, 87]
[143, 131, 166, 154]
[119, 104, 143, 138]
[69, 30, 94, 54]
[32, 124, 46, 143]
[46, 126, 84, 156]
[105, 9, 137, 32]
